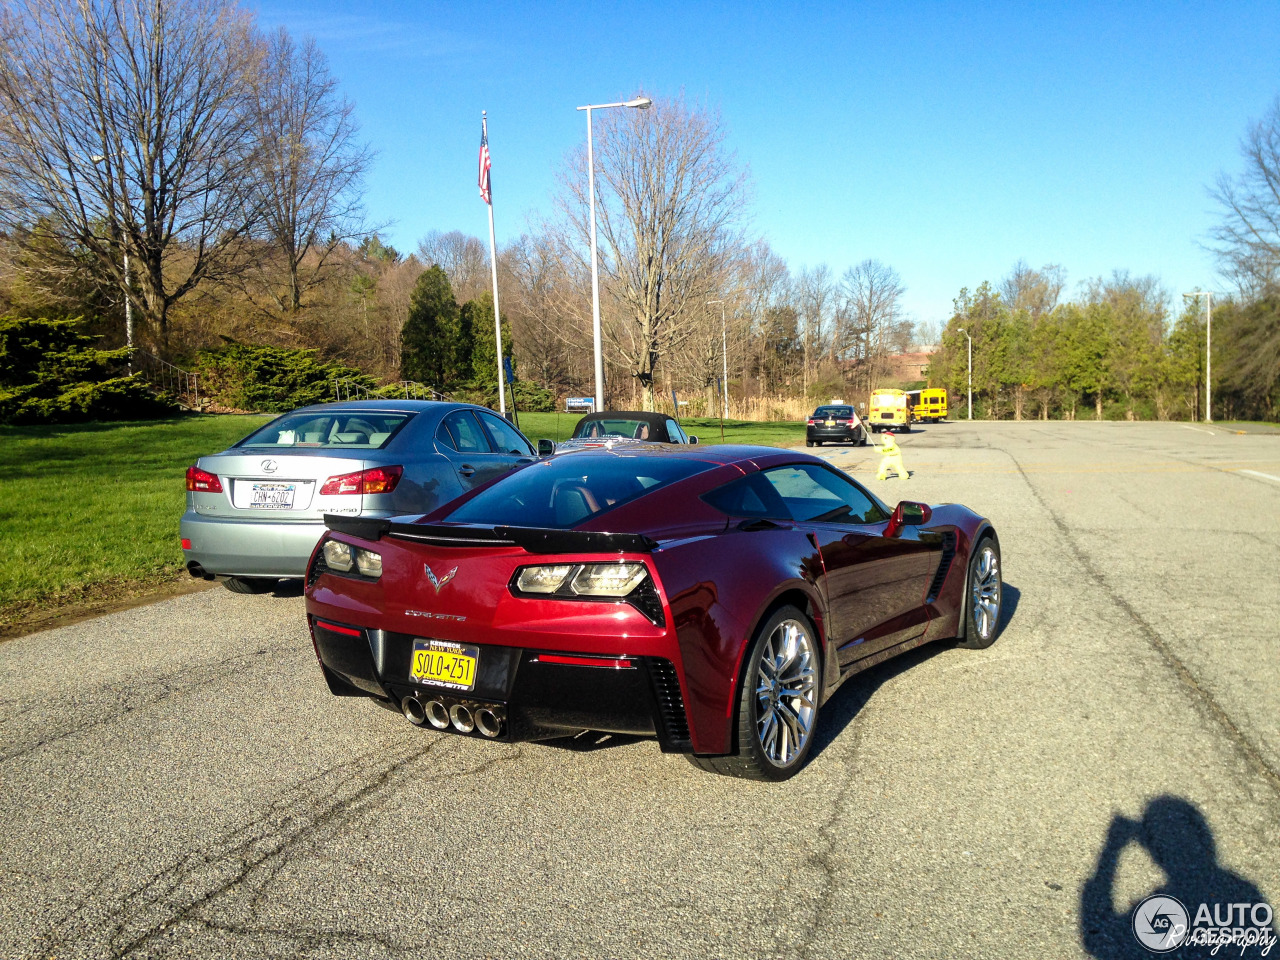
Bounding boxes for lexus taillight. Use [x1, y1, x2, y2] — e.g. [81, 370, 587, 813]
[320, 465, 403, 496]
[186, 466, 223, 493]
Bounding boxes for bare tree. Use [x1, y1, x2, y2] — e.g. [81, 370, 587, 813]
[554, 94, 749, 409]
[797, 263, 834, 393]
[0, 0, 264, 349]
[246, 27, 373, 315]
[417, 229, 489, 304]
[1212, 97, 1280, 299]
[841, 259, 906, 392]
[1000, 259, 1065, 318]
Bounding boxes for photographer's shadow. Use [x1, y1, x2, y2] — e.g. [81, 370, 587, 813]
[1081, 795, 1273, 958]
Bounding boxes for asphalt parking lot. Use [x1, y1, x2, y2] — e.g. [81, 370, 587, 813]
[2, 421, 1277, 959]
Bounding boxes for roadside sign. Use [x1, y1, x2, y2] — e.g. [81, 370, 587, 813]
[565, 397, 595, 412]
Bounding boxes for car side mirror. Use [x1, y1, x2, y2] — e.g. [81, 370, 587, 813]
[688, 435, 699, 445]
[537, 439, 555, 457]
[885, 501, 932, 538]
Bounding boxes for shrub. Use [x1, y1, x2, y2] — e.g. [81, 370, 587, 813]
[191, 340, 378, 413]
[0, 316, 175, 424]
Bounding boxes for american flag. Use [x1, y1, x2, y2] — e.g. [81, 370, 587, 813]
[478, 124, 492, 205]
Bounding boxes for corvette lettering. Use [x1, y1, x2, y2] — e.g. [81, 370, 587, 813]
[404, 609, 467, 622]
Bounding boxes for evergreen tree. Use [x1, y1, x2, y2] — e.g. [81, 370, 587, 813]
[400, 266, 462, 387]
[463, 293, 514, 385]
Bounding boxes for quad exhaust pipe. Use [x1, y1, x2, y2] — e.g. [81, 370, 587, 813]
[400, 695, 504, 738]
[475, 708, 502, 739]
[401, 696, 427, 726]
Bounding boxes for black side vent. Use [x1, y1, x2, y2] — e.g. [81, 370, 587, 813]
[306, 552, 328, 588]
[926, 531, 957, 604]
[648, 658, 691, 748]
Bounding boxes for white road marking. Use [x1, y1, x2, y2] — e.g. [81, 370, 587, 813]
[1240, 469, 1280, 484]
[1179, 424, 1216, 436]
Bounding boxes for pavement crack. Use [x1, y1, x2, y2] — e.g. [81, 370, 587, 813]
[0, 645, 291, 763]
[1001, 447, 1280, 797]
[32, 736, 522, 960]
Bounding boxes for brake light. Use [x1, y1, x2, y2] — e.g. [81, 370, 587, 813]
[807, 419, 816, 425]
[186, 466, 223, 493]
[320, 465, 403, 496]
[181, 538, 192, 550]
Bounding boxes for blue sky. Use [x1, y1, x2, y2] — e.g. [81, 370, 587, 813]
[252, 0, 1280, 329]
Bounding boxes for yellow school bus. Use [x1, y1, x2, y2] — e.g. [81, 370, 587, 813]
[868, 388, 910, 432]
[909, 388, 948, 423]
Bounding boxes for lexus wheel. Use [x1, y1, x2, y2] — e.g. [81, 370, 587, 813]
[688, 605, 820, 781]
[958, 536, 1001, 649]
[223, 576, 278, 595]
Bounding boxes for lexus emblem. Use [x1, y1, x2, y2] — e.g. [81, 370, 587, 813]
[424, 563, 458, 593]
[261, 459, 278, 473]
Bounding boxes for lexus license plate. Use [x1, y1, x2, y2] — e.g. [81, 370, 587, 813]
[409, 639, 478, 691]
[251, 482, 295, 509]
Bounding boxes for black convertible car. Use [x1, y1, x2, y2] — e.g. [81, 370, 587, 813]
[564, 411, 698, 446]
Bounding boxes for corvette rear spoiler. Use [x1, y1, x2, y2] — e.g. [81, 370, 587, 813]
[323, 514, 659, 554]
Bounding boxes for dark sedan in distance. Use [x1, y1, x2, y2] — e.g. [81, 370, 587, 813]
[304, 445, 1002, 781]
[806, 405, 867, 447]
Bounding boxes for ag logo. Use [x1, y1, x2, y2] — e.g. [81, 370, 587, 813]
[424, 563, 458, 593]
[1132, 895, 1188, 952]
[260, 459, 278, 473]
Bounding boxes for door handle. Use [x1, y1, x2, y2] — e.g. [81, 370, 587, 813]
[458, 465, 475, 478]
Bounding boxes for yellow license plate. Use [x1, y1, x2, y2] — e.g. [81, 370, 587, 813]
[825, 419, 835, 425]
[409, 640, 478, 691]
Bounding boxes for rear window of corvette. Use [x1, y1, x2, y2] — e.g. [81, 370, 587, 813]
[445, 456, 715, 529]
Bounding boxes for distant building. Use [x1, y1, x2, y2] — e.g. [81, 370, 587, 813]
[883, 347, 938, 383]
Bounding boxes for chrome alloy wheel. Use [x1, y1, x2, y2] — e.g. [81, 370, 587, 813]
[754, 618, 818, 767]
[970, 544, 1001, 641]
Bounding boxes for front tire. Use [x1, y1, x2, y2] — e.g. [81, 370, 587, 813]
[687, 605, 820, 781]
[957, 536, 1001, 649]
[223, 576, 278, 595]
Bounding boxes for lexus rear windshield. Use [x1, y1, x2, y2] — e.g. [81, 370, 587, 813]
[237, 412, 412, 450]
[445, 456, 714, 529]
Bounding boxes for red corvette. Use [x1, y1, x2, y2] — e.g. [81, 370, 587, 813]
[304, 445, 1001, 780]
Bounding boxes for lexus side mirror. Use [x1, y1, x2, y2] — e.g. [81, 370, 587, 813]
[537, 439, 555, 457]
[688, 435, 699, 445]
[885, 501, 932, 538]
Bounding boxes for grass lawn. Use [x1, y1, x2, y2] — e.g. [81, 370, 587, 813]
[0, 410, 804, 626]
[0, 415, 266, 623]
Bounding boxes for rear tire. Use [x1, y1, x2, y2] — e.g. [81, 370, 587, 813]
[805, 440, 814, 447]
[223, 576, 278, 595]
[685, 605, 820, 781]
[957, 536, 1001, 649]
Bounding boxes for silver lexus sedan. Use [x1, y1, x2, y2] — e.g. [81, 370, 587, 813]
[181, 400, 541, 593]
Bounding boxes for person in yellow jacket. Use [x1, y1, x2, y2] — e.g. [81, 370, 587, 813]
[875, 431, 908, 480]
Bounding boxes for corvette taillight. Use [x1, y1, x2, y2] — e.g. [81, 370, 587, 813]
[186, 465, 223, 493]
[320, 465, 403, 495]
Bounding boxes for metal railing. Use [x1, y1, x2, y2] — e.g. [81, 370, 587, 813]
[332, 378, 371, 402]
[135, 351, 200, 408]
[399, 381, 449, 402]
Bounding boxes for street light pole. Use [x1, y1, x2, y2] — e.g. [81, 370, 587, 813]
[1181, 291, 1213, 423]
[576, 96, 652, 412]
[707, 299, 729, 419]
[957, 327, 972, 420]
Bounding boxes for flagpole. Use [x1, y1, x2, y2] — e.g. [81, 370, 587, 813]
[481, 112, 507, 417]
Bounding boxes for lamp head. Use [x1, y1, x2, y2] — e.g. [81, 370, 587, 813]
[624, 97, 653, 109]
